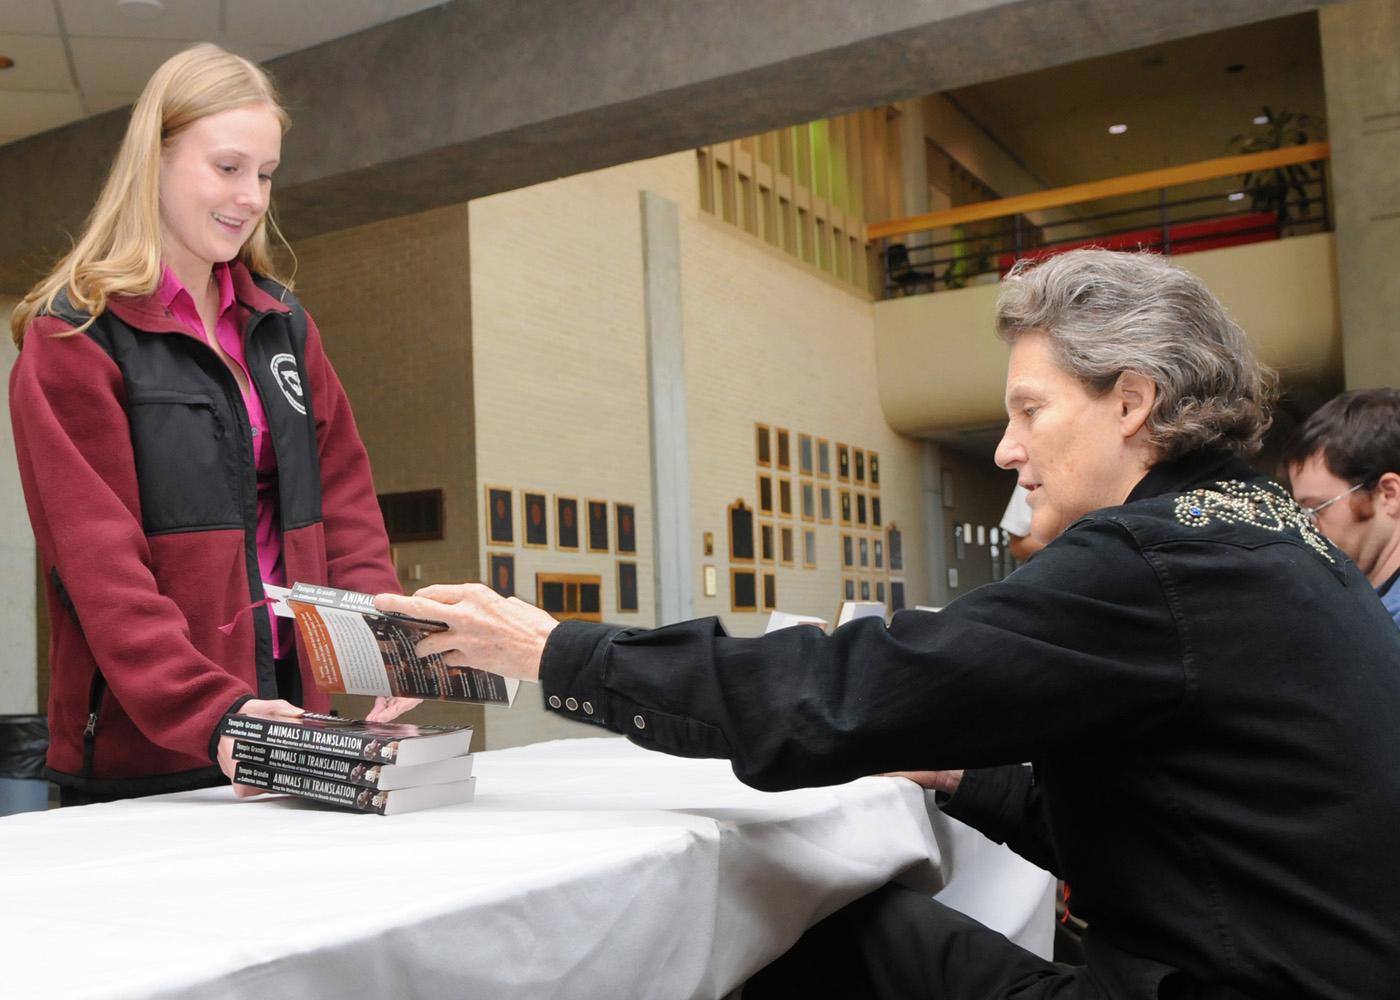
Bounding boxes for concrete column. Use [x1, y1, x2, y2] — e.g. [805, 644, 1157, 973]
[1319, 0, 1400, 388]
[0, 298, 39, 714]
[898, 99, 931, 251]
[640, 192, 695, 626]
[920, 441, 950, 609]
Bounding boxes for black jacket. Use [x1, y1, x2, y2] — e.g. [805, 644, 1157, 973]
[540, 451, 1400, 999]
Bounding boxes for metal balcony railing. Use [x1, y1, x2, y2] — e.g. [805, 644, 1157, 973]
[866, 142, 1331, 299]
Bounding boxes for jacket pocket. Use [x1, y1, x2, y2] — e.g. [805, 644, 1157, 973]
[127, 389, 240, 533]
[81, 669, 107, 778]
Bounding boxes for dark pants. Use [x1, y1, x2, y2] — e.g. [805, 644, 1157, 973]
[744, 883, 1106, 1000]
[59, 785, 141, 807]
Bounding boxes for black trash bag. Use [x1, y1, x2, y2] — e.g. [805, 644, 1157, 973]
[0, 715, 48, 780]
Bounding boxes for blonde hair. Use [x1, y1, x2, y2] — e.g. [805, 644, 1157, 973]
[11, 43, 293, 345]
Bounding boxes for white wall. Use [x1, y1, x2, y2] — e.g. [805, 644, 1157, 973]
[1, 297, 38, 714]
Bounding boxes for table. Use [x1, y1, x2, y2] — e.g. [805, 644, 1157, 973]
[1, 737, 1050, 999]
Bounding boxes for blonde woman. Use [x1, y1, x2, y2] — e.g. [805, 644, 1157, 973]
[10, 44, 410, 805]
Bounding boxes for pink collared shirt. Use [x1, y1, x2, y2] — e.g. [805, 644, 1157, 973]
[158, 263, 288, 657]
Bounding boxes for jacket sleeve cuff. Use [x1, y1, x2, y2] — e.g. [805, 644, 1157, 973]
[539, 621, 625, 730]
[936, 764, 1034, 845]
[209, 693, 256, 764]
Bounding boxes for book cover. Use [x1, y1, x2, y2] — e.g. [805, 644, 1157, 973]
[277, 583, 520, 707]
[234, 761, 477, 815]
[231, 739, 475, 790]
[221, 712, 472, 767]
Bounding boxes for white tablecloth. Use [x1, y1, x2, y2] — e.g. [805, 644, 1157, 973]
[1, 737, 1051, 999]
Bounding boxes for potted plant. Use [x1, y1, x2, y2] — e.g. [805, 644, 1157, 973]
[1229, 106, 1326, 229]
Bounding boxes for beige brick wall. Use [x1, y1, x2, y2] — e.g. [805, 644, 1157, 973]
[289, 203, 485, 741]
[679, 214, 929, 630]
[469, 157, 685, 747]
[470, 152, 930, 747]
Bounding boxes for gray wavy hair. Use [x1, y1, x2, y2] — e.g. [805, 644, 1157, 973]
[995, 250, 1276, 460]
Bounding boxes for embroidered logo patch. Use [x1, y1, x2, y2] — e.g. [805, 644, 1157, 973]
[269, 353, 306, 415]
[1174, 480, 1334, 562]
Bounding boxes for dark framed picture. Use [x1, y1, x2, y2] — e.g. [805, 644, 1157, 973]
[615, 503, 637, 554]
[803, 528, 817, 568]
[762, 572, 778, 612]
[556, 496, 580, 551]
[488, 553, 515, 598]
[776, 428, 791, 470]
[378, 488, 443, 543]
[889, 524, 903, 571]
[798, 434, 813, 475]
[817, 438, 831, 479]
[854, 448, 866, 485]
[869, 452, 880, 487]
[729, 500, 754, 562]
[756, 423, 771, 466]
[732, 569, 758, 612]
[617, 561, 638, 612]
[523, 491, 548, 548]
[837, 443, 850, 482]
[486, 486, 514, 546]
[536, 573, 603, 622]
[587, 499, 610, 553]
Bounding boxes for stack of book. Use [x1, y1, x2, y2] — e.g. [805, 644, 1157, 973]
[222, 712, 476, 816]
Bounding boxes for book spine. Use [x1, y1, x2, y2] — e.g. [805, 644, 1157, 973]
[234, 762, 384, 814]
[221, 716, 385, 762]
[231, 740, 381, 788]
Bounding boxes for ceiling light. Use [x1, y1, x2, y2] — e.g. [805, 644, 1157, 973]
[1108, 123, 1128, 135]
[0, 55, 14, 71]
[117, 0, 166, 19]
[1227, 192, 1246, 202]
[1252, 114, 1269, 125]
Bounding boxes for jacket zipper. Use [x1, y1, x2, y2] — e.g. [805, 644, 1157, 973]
[82, 670, 108, 776]
[176, 310, 280, 698]
[53, 568, 108, 777]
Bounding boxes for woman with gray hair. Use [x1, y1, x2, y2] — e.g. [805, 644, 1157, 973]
[381, 250, 1400, 999]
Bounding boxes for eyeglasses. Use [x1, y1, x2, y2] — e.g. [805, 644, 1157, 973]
[1301, 482, 1368, 523]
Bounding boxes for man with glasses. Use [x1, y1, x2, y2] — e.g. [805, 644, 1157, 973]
[1286, 387, 1400, 628]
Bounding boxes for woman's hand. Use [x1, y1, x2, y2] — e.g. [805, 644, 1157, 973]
[365, 696, 422, 723]
[218, 698, 304, 797]
[374, 583, 559, 682]
[882, 769, 964, 795]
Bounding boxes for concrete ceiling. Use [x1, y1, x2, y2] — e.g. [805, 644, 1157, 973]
[0, 0, 1339, 292]
[0, 0, 445, 146]
[946, 12, 1326, 191]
